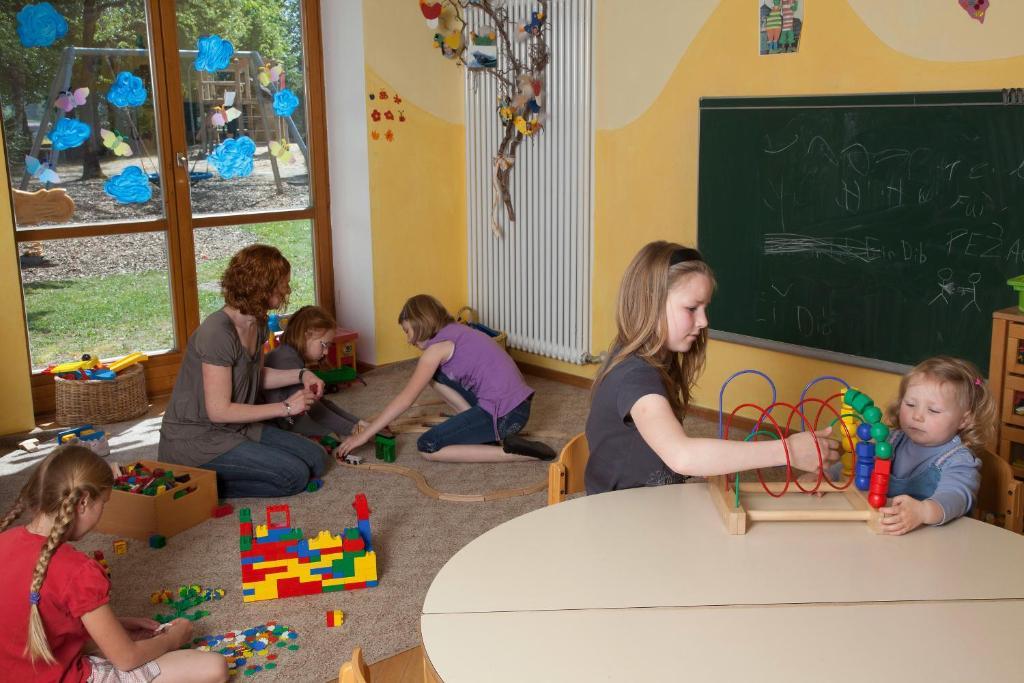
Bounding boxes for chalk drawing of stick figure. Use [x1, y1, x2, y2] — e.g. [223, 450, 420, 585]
[959, 272, 981, 312]
[929, 267, 954, 305]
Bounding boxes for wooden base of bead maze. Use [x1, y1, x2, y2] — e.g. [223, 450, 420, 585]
[707, 476, 883, 535]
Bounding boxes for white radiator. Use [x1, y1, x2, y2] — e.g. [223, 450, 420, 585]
[464, 0, 594, 364]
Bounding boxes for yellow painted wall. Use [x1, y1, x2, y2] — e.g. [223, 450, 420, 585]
[572, 0, 1024, 408]
[0, 142, 37, 435]
[361, 1, 467, 364]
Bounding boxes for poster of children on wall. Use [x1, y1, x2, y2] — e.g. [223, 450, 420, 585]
[760, 0, 803, 54]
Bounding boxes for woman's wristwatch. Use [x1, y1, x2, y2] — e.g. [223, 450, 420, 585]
[283, 401, 292, 417]
[298, 368, 307, 384]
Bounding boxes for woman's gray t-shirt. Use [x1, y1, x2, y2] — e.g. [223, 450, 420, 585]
[158, 309, 265, 467]
[585, 355, 686, 494]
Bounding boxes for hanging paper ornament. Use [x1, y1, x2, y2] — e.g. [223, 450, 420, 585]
[55, 87, 89, 113]
[104, 166, 152, 204]
[273, 88, 300, 117]
[258, 62, 285, 89]
[394, 94, 403, 104]
[466, 28, 497, 69]
[208, 136, 256, 179]
[371, 109, 381, 122]
[269, 139, 295, 164]
[433, 31, 463, 60]
[419, 0, 443, 29]
[194, 35, 234, 73]
[16, 2, 68, 48]
[210, 91, 242, 127]
[107, 71, 148, 108]
[371, 131, 380, 140]
[25, 155, 59, 184]
[46, 118, 91, 150]
[959, 0, 989, 22]
[516, 10, 544, 41]
[100, 129, 133, 157]
[385, 129, 395, 142]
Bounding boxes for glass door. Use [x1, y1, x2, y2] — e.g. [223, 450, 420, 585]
[1, 0, 333, 412]
[162, 0, 331, 329]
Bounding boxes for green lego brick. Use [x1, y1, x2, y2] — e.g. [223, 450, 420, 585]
[238, 508, 251, 523]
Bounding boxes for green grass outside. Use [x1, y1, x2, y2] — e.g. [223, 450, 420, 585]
[23, 220, 315, 369]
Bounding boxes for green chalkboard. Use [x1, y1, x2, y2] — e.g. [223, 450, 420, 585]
[697, 91, 1024, 374]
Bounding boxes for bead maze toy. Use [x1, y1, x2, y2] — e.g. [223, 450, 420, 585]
[709, 371, 889, 534]
[238, 494, 378, 602]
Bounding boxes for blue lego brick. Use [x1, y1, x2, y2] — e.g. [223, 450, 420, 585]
[357, 519, 373, 551]
[310, 566, 335, 576]
[242, 588, 255, 596]
[240, 555, 265, 565]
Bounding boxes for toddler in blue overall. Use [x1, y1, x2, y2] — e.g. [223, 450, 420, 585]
[879, 356, 995, 535]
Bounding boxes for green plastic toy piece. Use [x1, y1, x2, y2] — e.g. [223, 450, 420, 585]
[375, 433, 396, 462]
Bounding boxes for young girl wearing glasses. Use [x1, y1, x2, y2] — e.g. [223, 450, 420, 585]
[263, 305, 367, 444]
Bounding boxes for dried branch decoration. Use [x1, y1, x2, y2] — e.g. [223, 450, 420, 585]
[419, 0, 550, 237]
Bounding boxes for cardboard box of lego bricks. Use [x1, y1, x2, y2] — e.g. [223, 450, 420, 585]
[96, 460, 217, 540]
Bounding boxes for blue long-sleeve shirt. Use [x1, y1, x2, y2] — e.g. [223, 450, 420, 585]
[889, 431, 981, 524]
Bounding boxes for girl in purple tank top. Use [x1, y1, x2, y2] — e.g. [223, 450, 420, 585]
[336, 295, 555, 462]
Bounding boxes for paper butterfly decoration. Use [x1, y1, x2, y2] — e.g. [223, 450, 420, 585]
[55, 87, 89, 112]
[25, 155, 60, 184]
[269, 139, 294, 164]
[258, 63, 285, 89]
[100, 128, 133, 157]
[210, 91, 242, 127]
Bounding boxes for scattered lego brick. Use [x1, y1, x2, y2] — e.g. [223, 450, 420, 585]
[112, 539, 127, 555]
[326, 609, 344, 628]
[212, 503, 235, 518]
[148, 534, 167, 549]
[153, 584, 225, 623]
[192, 622, 298, 676]
[306, 478, 323, 493]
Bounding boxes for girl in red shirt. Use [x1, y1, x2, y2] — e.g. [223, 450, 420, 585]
[0, 446, 227, 682]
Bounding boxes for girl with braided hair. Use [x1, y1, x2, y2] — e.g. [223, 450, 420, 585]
[0, 445, 226, 682]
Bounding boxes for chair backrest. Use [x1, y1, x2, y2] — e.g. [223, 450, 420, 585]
[338, 646, 371, 683]
[547, 433, 589, 505]
[973, 447, 1024, 534]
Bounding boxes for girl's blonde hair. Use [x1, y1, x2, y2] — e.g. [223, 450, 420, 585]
[593, 241, 716, 418]
[0, 445, 114, 664]
[281, 305, 337, 359]
[398, 295, 455, 344]
[885, 356, 996, 451]
[220, 244, 291, 320]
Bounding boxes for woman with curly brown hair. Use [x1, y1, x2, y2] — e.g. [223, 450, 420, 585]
[159, 244, 328, 498]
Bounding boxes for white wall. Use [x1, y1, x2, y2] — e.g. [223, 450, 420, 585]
[321, 0, 376, 363]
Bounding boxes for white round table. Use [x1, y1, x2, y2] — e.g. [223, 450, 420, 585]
[421, 483, 1024, 682]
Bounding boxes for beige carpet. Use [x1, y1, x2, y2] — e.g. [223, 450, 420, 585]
[0, 362, 725, 680]
[0, 362, 587, 681]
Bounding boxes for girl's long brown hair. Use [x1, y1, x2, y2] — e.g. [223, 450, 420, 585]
[220, 244, 291, 320]
[0, 445, 114, 664]
[593, 241, 716, 418]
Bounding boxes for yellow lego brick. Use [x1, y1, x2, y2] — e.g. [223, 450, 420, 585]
[254, 523, 269, 538]
[308, 529, 343, 550]
[353, 552, 378, 582]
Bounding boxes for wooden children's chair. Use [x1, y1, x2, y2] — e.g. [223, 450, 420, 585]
[547, 433, 589, 505]
[338, 647, 370, 683]
[972, 447, 1024, 534]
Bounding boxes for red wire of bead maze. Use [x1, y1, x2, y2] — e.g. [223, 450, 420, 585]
[722, 394, 855, 498]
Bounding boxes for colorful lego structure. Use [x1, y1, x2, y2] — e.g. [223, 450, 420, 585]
[325, 609, 344, 628]
[238, 494, 378, 602]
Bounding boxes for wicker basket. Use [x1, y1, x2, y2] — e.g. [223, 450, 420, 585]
[456, 306, 508, 352]
[55, 363, 148, 426]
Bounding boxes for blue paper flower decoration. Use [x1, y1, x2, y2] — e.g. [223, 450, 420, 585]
[272, 89, 299, 117]
[107, 71, 148, 108]
[209, 136, 256, 179]
[104, 166, 152, 204]
[16, 2, 68, 48]
[194, 35, 234, 73]
[47, 118, 91, 150]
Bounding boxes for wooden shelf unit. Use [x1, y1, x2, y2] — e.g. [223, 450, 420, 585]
[988, 307, 1024, 479]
